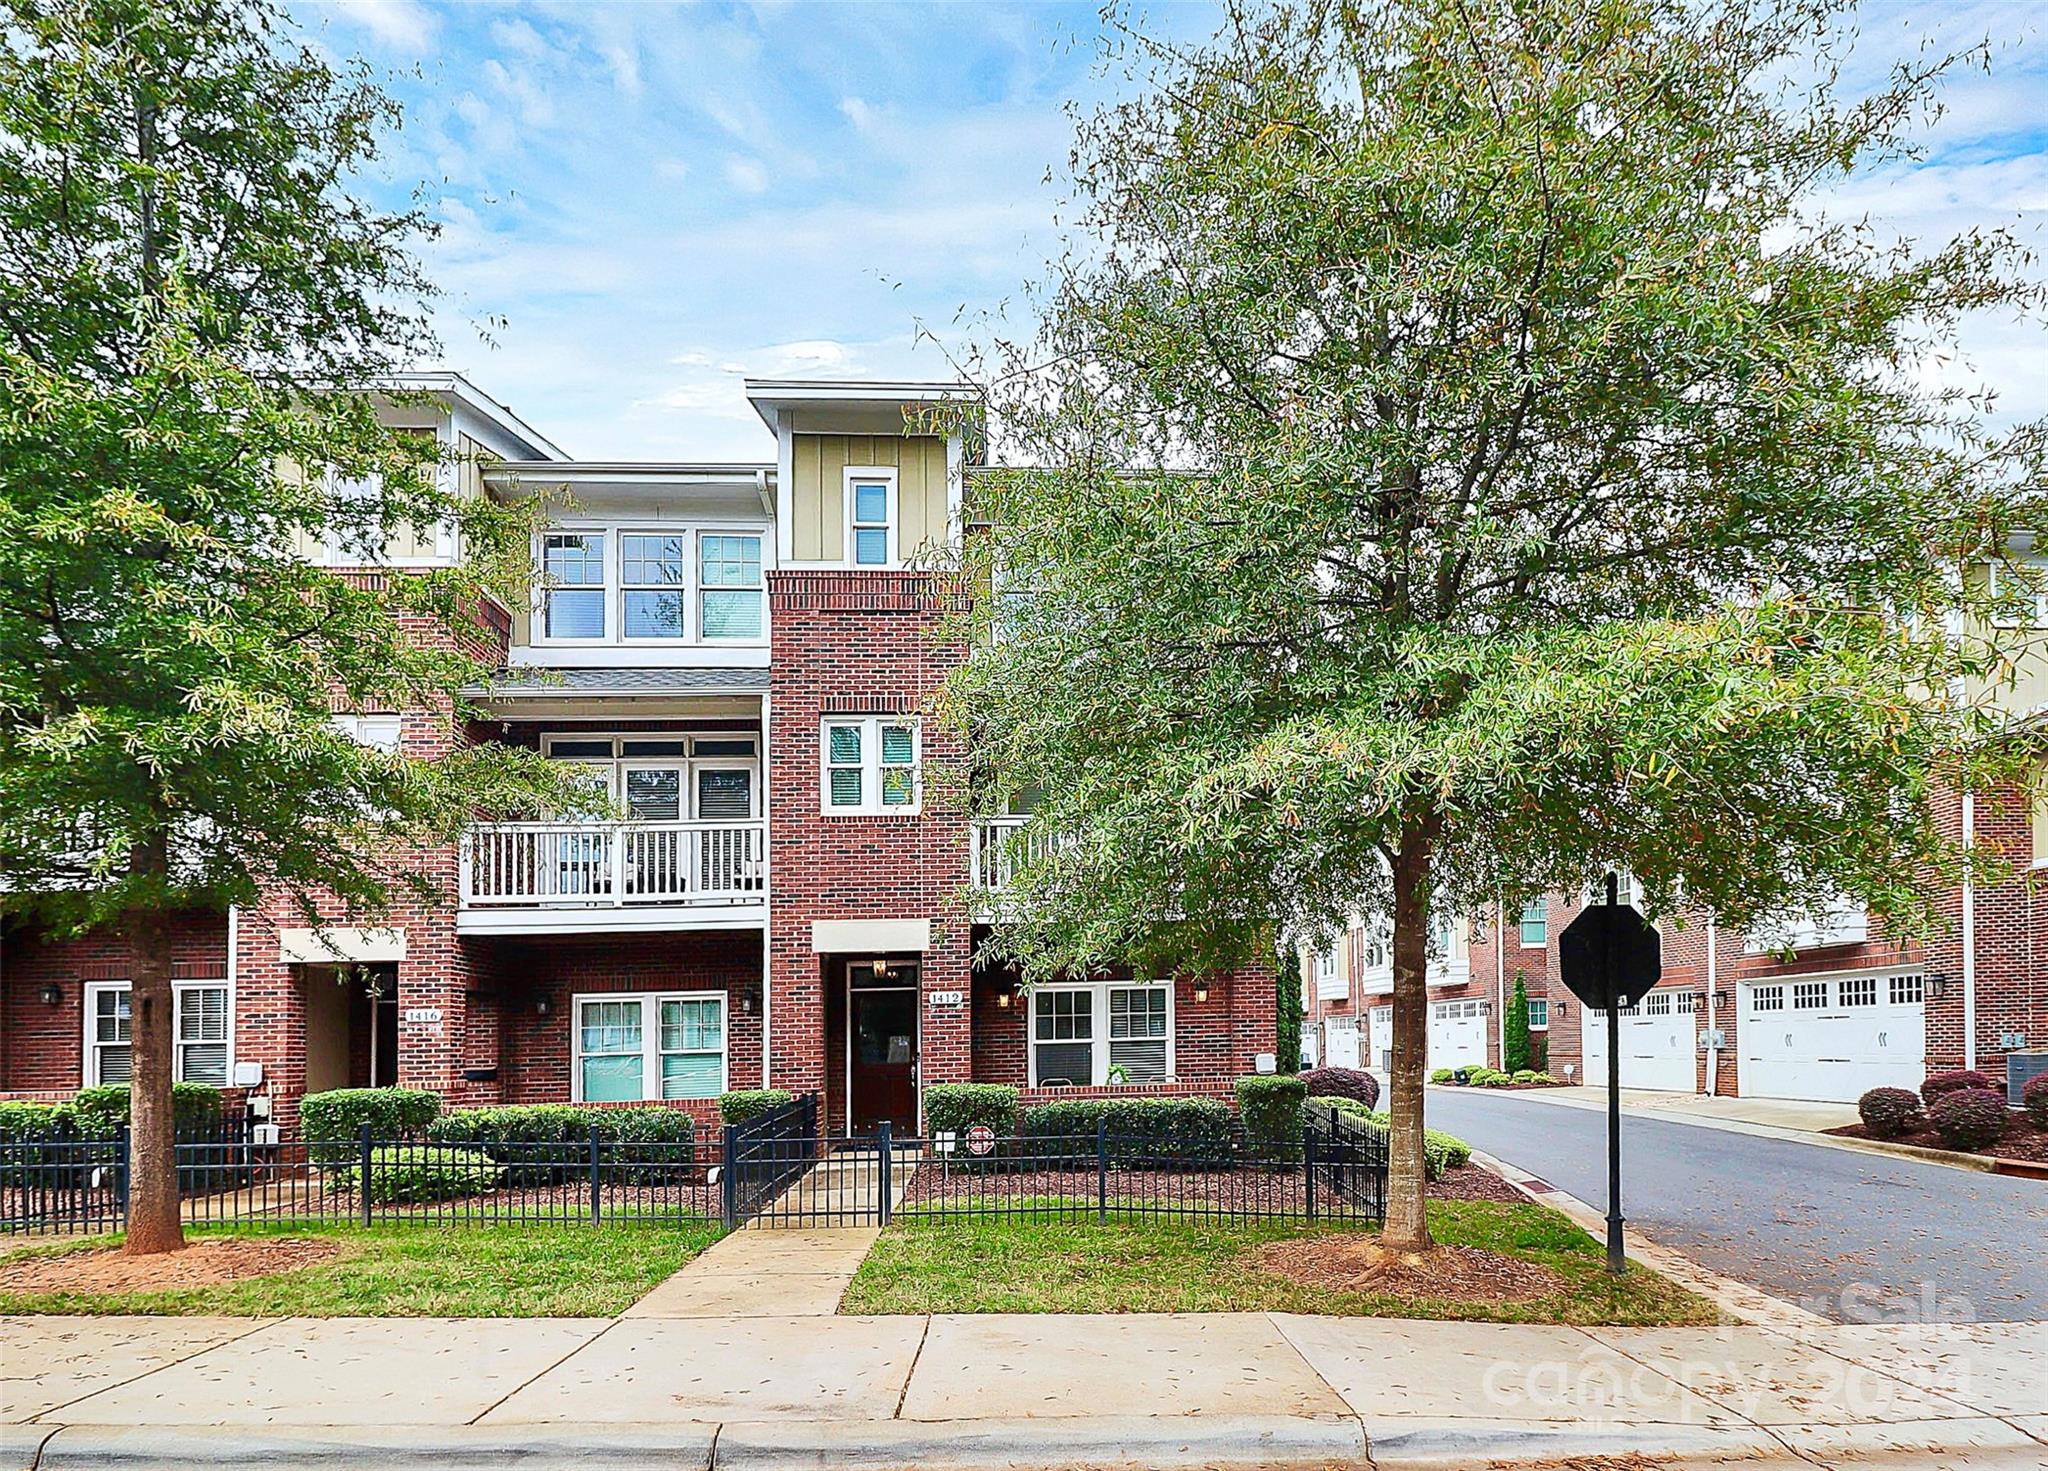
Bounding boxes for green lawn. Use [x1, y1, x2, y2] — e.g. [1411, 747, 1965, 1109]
[843, 1199, 1720, 1325]
[0, 1220, 722, 1317]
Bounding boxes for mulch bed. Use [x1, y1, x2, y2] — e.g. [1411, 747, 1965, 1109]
[1429, 1163, 1528, 1202]
[1825, 1117, 2048, 1164]
[1254, 1235, 1568, 1304]
[0, 1237, 342, 1293]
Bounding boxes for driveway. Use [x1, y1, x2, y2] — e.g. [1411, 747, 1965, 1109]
[1424, 1088, 2048, 1323]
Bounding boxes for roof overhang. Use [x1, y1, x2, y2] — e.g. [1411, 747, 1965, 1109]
[744, 379, 978, 436]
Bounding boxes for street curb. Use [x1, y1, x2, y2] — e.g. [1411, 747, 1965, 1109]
[712, 1413, 1370, 1469]
[14, 1419, 1368, 1471]
[1360, 1417, 1782, 1468]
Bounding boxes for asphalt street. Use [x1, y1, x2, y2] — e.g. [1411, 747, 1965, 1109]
[1424, 1088, 2048, 1323]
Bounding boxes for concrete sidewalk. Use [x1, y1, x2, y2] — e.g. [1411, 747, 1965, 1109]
[6, 1311, 2043, 1469]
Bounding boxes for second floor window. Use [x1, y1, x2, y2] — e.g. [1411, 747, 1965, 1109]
[621, 534, 686, 639]
[700, 535, 764, 638]
[1519, 896, 1548, 948]
[822, 717, 920, 814]
[845, 469, 896, 567]
[544, 532, 607, 639]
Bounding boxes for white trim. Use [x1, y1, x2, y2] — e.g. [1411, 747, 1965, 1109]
[531, 520, 771, 650]
[1526, 998, 1550, 1031]
[820, 715, 922, 816]
[277, 927, 408, 965]
[568, 990, 729, 1103]
[759, 692, 773, 1091]
[811, 918, 932, 953]
[1517, 895, 1548, 949]
[1962, 792, 1977, 1071]
[841, 466, 900, 569]
[1026, 978, 1175, 1087]
[81, 978, 234, 1089]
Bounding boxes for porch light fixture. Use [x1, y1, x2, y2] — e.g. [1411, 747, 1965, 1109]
[532, 994, 552, 1017]
[39, 983, 62, 1007]
[1193, 981, 1210, 1003]
[1552, 1000, 1567, 1018]
[994, 987, 1014, 1009]
[871, 956, 894, 981]
[1926, 972, 1950, 1001]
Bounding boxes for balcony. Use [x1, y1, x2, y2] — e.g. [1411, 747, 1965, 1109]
[1746, 904, 1868, 953]
[458, 820, 766, 935]
[972, 817, 1047, 892]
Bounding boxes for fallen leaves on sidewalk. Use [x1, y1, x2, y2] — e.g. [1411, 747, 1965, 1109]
[0, 1236, 341, 1293]
[1253, 1235, 1568, 1305]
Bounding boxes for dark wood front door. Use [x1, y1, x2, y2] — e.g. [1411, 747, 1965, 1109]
[849, 984, 918, 1134]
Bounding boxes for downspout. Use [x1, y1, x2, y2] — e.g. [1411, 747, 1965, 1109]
[759, 687, 773, 1090]
[1495, 897, 1507, 1067]
[1704, 916, 1718, 1096]
[1962, 793, 1977, 1071]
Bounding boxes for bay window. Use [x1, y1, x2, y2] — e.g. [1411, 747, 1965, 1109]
[621, 534, 687, 639]
[1030, 980, 1173, 1087]
[533, 526, 770, 645]
[573, 992, 726, 1102]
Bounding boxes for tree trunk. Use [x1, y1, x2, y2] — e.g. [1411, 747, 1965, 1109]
[1382, 828, 1436, 1252]
[123, 834, 184, 1256]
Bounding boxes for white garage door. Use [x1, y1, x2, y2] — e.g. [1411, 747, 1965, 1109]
[1583, 989, 1697, 1092]
[1428, 999, 1488, 1070]
[1368, 1005, 1393, 1073]
[1323, 1018, 1362, 1070]
[1739, 973, 1925, 1103]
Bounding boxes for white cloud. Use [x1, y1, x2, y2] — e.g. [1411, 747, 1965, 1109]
[723, 157, 770, 195]
[324, 0, 436, 52]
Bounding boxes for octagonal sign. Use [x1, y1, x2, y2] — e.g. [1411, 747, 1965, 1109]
[1558, 902, 1662, 1011]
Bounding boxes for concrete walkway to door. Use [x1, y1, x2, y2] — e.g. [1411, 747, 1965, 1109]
[626, 1144, 918, 1318]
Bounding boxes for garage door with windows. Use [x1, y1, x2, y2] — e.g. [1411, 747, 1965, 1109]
[1428, 999, 1487, 1070]
[1582, 989, 1696, 1092]
[1738, 972, 1924, 1103]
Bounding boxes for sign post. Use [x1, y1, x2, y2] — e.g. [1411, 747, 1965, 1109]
[1557, 872, 1662, 1276]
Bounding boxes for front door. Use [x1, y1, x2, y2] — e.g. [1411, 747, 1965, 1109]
[848, 964, 919, 1134]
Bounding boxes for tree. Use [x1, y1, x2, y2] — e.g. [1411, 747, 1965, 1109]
[1275, 943, 1304, 1073]
[0, 0, 573, 1254]
[1504, 977, 1531, 1075]
[947, 0, 2045, 1250]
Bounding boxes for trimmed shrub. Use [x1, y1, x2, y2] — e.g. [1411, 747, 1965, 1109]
[2024, 1074, 2048, 1131]
[1921, 1070, 1997, 1104]
[1503, 977, 1532, 1074]
[340, 1146, 500, 1205]
[301, 1088, 442, 1165]
[1021, 1095, 1237, 1165]
[924, 1083, 1018, 1138]
[1428, 1067, 1456, 1085]
[1927, 1089, 2010, 1152]
[719, 1089, 797, 1126]
[1857, 1087, 1925, 1139]
[1464, 1067, 1511, 1088]
[0, 1101, 80, 1142]
[427, 1104, 696, 1183]
[1298, 1067, 1379, 1110]
[1511, 1070, 1538, 1084]
[604, 1107, 696, 1182]
[1235, 1074, 1307, 1156]
[72, 1083, 224, 1135]
[1309, 1099, 1470, 1179]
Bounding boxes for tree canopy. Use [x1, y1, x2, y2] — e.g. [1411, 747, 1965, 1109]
[947, 0, 2047, 1248]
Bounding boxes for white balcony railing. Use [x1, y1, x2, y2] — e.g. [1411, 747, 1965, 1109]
[461, 820, 765, 909]
[972, 817, 1047, 891]
[1746, 904, 1868, 953]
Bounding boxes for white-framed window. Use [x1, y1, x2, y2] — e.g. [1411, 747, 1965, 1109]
[542, 531, 608, 640]
[1583, 869, 1645, 909]
[572, 991, 727, 1102]
[1793, 981, 1828, 1010]
[843, 467, 897, 568]
[1312, 943, 1345, 1002]
[540, 733, 760, 822]
[83, 980, 231, 1087]
[1840, 976, 1878, 1007]
[1750, 984, 1784, 1012]
[1984, 560, 2048, 629]
[1029, 980, 1174, 1086]
[1518, 896, 1548, 948]
[1890, 974, 1924, 1005]
[1677, 991, 1698, 1014]
[1527, 998, 1549, 1030]
[330, 713, 402, 754]
[620, 532, 688, 639]
[699, 534, 764, 639]
[1643, 991, 1673, 1016]
[820, 716, 920, 815]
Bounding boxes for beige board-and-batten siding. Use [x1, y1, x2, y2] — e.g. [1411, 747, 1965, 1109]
[790, 434, 949, 563]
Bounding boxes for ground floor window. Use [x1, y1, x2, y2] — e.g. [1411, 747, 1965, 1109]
[1527, 998, 1549, 1030]
[572, 991, 726, 1102]
[1030, 979, 1173, 1086]
[82, 980, 231, 1087]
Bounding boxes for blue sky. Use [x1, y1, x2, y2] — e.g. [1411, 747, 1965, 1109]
[299, 0, 2048, 462]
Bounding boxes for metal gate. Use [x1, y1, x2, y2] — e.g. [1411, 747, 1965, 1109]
[723, 1097, 905, 1228]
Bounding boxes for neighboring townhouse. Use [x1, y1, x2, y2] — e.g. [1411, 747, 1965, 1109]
[0, 375, 1278, 1134]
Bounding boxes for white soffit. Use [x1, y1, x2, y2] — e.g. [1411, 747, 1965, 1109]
[811, 919, 931, 954]
[278, 927, 409, 965]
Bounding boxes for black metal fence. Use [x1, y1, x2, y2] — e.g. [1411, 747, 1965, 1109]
[3, 1094, 1387, 1235]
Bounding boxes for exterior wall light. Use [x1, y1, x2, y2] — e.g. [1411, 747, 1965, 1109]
[40, 983, 63, 1007]
[1193, 981, 1210, 1003]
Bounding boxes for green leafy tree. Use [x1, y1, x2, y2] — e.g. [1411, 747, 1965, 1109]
[1275, 944, 1304, 1074]
[948, 0, 2045, 1250]
[0, 0, 574, 1254]
[1504, 976, 1531, 1075]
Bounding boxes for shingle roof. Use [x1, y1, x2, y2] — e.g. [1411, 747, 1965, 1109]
[465, 667, 771, 698]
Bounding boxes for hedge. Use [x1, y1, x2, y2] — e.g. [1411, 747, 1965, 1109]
[72, 1083, 224, 1135]
[2024, 1074, 2048, 1131]
[301, 1088, 443, 1165]
[719, 1089, 797, 1126]
[1310, 1097, 1470, 1180]
[1920, 1069, 1997, 1104]
[336, 1146, 501, 1205]
[1020, 1095, 1236, 1164]
[0, 1100, 80, 1143]
[1857, 1087, 1924, 1139]
[1235, 1074, 1307, 1156]
[924, 1083, 1018, 1138]
[1297, 1067, 1378, 1110]
[1927, 1089, 2009, 1152]
[426, 1104, 694, 1182]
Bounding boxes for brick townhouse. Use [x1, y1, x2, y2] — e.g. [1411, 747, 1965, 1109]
[0, 374, 1278, 1134]
[1303, 781, 2048, 1104]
